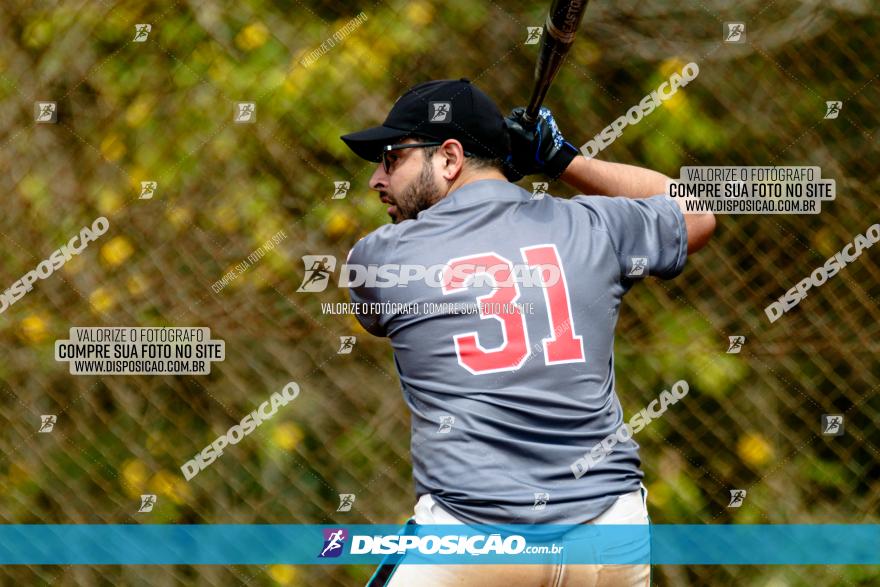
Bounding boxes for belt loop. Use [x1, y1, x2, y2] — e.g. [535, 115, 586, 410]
[639, 482, 649, 513]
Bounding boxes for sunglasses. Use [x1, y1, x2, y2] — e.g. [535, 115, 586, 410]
[381, 141, 474, 174]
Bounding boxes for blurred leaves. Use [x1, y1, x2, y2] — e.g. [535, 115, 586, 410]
[0, 2, 878, 586]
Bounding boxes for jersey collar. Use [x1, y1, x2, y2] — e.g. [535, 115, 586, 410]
[423, 179, 529, 215]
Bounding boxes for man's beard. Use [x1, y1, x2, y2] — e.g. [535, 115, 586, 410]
[390, 159, 444, 223]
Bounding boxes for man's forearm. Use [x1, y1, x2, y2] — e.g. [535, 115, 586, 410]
[560, 156, 669, 199]
[559, 155, 717, 254]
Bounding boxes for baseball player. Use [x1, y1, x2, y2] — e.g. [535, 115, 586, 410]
[340, 79, 716, 586]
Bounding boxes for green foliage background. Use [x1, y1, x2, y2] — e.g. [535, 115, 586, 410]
[1, 0, 879, 585]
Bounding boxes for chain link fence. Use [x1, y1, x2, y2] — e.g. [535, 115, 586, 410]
[1, 0, 878, 585]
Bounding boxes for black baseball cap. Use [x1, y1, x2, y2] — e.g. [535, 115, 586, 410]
[340, 78, 509, 162]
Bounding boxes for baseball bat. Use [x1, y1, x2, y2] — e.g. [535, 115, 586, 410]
[523, 0, 591, 124]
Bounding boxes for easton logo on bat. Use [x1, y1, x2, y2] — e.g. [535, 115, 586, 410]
[556, 0, 586, 32]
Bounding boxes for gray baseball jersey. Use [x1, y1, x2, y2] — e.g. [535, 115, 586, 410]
[347, 179, 687, 525]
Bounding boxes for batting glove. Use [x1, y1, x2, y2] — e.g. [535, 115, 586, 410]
[503, 106, 580, 181]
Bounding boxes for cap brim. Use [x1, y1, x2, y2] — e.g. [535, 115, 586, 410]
[340, 125, 410, 162]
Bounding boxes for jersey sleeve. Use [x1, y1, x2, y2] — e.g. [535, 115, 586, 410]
[571, 194, 688, 281]
[345, 231, 389, 337]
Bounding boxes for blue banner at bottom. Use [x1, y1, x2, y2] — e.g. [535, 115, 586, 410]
[0, 524, 878, 565]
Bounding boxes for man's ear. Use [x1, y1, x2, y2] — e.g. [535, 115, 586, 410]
[437, 140, 466, 181]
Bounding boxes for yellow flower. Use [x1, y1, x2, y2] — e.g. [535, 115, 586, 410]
[574, 41, 601, 67]
[23, 20, 53, 49]
[101, 236, 135, 267]
[264, 68, 287, 92]
[122, 459, 149, 496]
[150, 470, 191, 505]
[89, 287, 116, 313]
[284, 56, 315, 98]
[18, 174, 47, 201]
[100, 133, 127, 162]
[659, 57, 687, 78]
[213, 205, 240, 233]
[146, 432, 165, 453]
[61, 254, 85, 276]
[128, 166, 149, 191]
[324, 210, 353, 240]
[9, 461, 31, 485]
[647, 481, 670, 508]
[125, 95, 156, 127]
[267, 564, 297, 585]
[662, 91, 687, 114]
[208, 59, 231, 85]
[737, 433, 773, 468]
[235, 22, 270, 51]
[405, 1, 434, 26]
[19, 314, 49, 343]
[656, 58, 691, 113]
[167, 206, 194, 230]
[272, 422, 304, 451]
[347, 313, 363, 334]
[813, 227, 837, 257]
[127, 273, 149, 296]
[249, 265, 274, 290]
[97, 188, 123, 215]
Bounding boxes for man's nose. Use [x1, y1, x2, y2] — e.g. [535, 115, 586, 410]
[369, 165, 388, 191]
